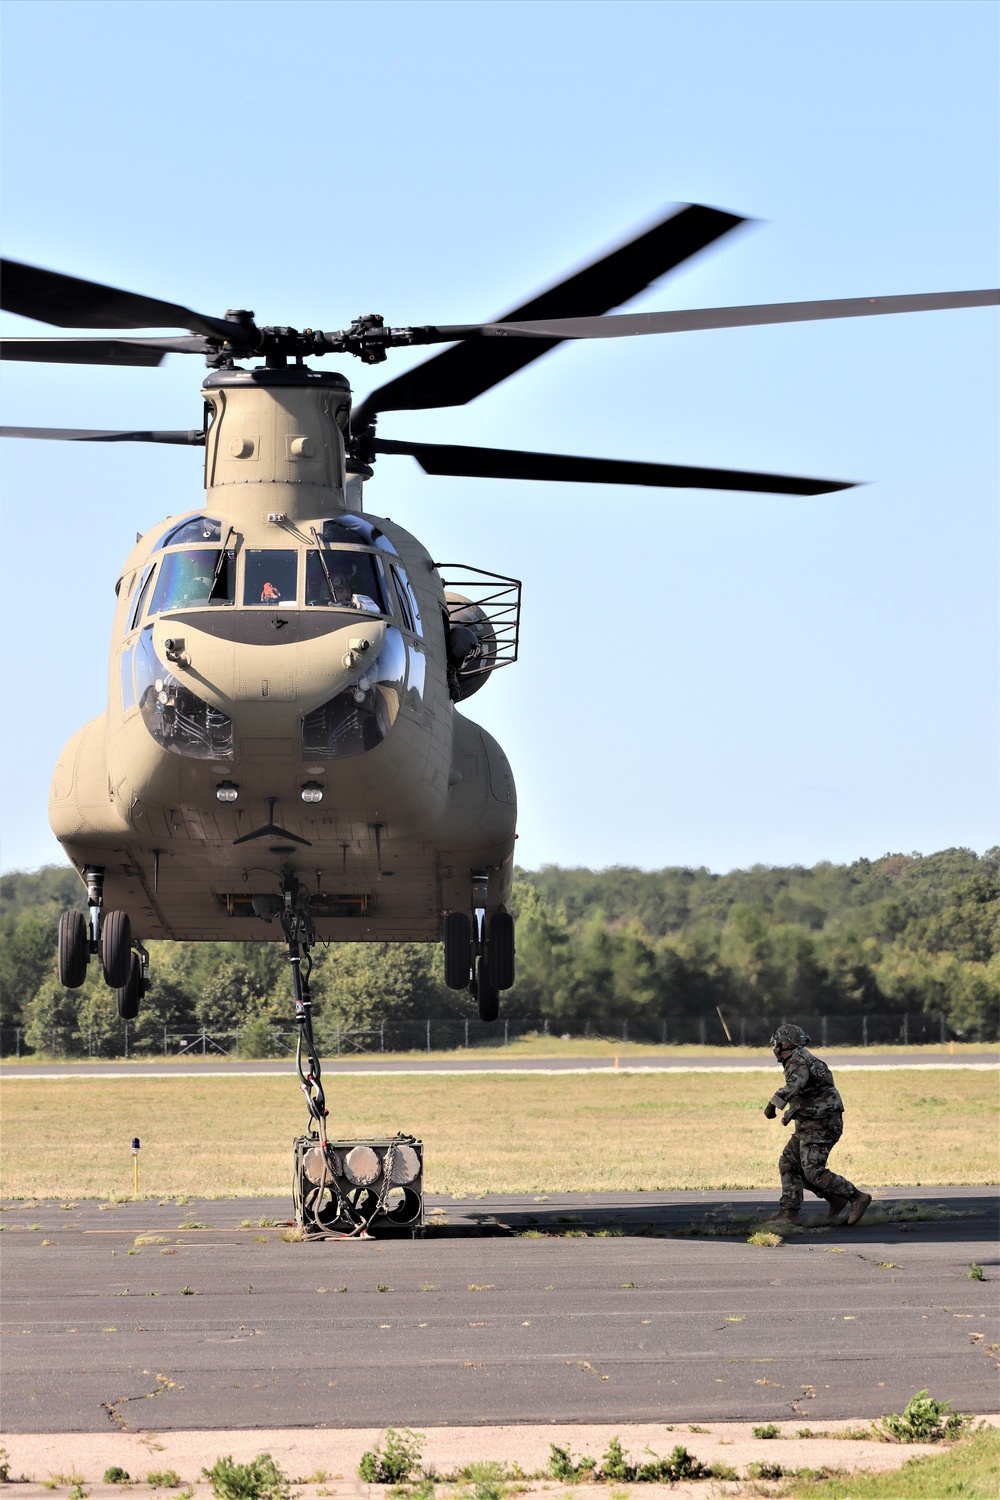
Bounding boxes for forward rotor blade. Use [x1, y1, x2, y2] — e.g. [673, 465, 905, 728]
[0, 258, 238, 341]
[353, 204, 746, 425]
[373, 437, 854, 496]
[1, 425, 205, 445]
[0, 335, 210, 366]
[486, 287, 1000, 340]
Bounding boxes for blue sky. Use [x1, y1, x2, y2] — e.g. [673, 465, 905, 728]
[1, 0, 997, 875]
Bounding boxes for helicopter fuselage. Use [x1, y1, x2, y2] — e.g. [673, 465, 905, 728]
[49, 366, 517, 945]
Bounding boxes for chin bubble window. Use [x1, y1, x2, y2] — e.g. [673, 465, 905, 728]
[134, 627, 233, 759]
[244, 550, 298, 607]
[301, 626, 406, 759]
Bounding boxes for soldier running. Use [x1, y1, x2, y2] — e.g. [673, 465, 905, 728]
[764, 1023, 872, 1226]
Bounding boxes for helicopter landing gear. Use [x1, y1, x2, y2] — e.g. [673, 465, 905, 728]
[116, 953, 142, 1020]
[58, 908, 89, 989]
[444, 911, 472, 989]
[474, 958, 499, 1023]
[486, 910, 515, 991]
[101, 909, 133, 988]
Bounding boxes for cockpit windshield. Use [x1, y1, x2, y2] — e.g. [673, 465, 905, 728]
[321, 515, 385, 547]
[305, 549, 383, 612]
[149, 548, 234, 613]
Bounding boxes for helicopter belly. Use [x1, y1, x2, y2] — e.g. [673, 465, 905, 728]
[50, 703, 515, 944]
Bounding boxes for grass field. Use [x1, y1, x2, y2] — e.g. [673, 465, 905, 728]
[1, 1038, 994, 1065]
[0, 1068, 995, 1199]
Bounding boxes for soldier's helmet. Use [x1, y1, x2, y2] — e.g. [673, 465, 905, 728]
[770, 1023, 811, 1054]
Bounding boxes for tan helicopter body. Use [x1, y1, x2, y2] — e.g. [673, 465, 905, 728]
[2, 200, 996, 1030]
[51, 367, 517, 961]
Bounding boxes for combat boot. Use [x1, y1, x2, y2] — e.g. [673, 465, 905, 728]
[823, 1194, 850, 1223]
[846, 1191, 872, 1226]
[772, 1207, 801, 1226]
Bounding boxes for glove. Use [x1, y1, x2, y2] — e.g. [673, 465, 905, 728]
[763, 1102, 777, 1119]
[781, 1108, 796, 1127]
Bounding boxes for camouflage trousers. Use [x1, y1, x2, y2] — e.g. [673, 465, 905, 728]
[778, 1116, 857, 1211]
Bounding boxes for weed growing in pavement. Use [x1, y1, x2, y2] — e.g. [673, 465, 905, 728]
[748, 1230, 783, 1247]
[967, 1262, 986, 1281]
[358, 1429, 425, 1485]
[0, 1448, 11, 1484]
[146, 1472, 182, 1488]
[752, 1424, 782, 1439]
[203, 1455, 290, 1500]
[875, 1389, 976, 1443]
[103, 1468, 131, 1484]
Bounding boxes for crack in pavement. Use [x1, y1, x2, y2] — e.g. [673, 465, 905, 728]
[102, 1373, 183, 1430]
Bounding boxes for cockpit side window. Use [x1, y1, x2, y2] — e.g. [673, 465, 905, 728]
[305, 548, 384, 612]
[155, 516, 222, 550]
[243, 550, 298, 607]
[389, 564, 422, 636]
[149, 549, 234, 614]
[130, 564, 156, 631]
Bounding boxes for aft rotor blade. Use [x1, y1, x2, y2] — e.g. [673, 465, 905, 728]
[0, 258, 239, 341]
[1, 425, 205, 445]
[486, 288, 1000, 340]
[373, 437, 855, 496]
[353, 204, 746, 425]
[0, 335, 211, 366]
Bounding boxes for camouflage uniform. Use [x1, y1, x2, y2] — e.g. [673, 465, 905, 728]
[772, 1045, 859, 1212]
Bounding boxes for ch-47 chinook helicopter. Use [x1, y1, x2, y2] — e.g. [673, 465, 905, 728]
[3, 203, 997, 1032]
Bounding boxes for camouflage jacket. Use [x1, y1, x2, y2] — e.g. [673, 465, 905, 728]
[774, 1046, 844, 1124]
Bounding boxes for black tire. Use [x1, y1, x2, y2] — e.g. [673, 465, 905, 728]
[486, 910, 515, 990]
[101, 910, 132, 988]
[115, 953, 142, 1020]
[444, 911, 472, 989]
[477, 957, 499, 1023]
[58, 908, 89, 989]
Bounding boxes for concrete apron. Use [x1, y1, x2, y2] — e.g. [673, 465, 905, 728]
[5, 1418, 998, 1497]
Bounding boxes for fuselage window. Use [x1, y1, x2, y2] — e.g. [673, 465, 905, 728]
[155, 516, 222, 550]
[120, 643, 137, 714]
[130, 564, 156, 630]
[243, 550, 298, 607]
[150, 548, 234, 614]
[406, 643, 426, 713]
[305, 548, 383, 612]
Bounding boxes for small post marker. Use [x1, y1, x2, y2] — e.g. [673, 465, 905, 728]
[949, 1040, 955, 1055]
[131, 1137, 141, 1198]
[614, 1053, 619, 1070]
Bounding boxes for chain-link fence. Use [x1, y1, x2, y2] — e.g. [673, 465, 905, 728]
[0, 1010, 989, 1060]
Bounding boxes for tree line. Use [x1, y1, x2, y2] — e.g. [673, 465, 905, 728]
[1, 847, 997, 1055]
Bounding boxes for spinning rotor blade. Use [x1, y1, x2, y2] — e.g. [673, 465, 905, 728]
[373, 437, 854, 496]
[353, 204, 746, 425]
[1, 425, 205, 444]
[0, 259, 240, 341]
[0, 336, 210, 366]
[487, 287, 1000, 340]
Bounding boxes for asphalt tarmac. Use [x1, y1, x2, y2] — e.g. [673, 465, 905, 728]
[3, 1052, 995, 1077]
[2, 1186, 996, 1433]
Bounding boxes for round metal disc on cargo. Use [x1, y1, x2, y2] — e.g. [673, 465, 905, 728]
[344, 1145, 381, 1186]
[302, 1145, 334, 1186]
[389, 1144, 421, 1185]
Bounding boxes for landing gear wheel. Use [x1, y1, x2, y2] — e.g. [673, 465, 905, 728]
[58, 909, 89, 989]
[115, 953, 142, 1020]
[476, 957, 499, 1023]
[444, 911, 472, 989]
[101, 910, 132, 988]
[486, 911, 515, 990]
